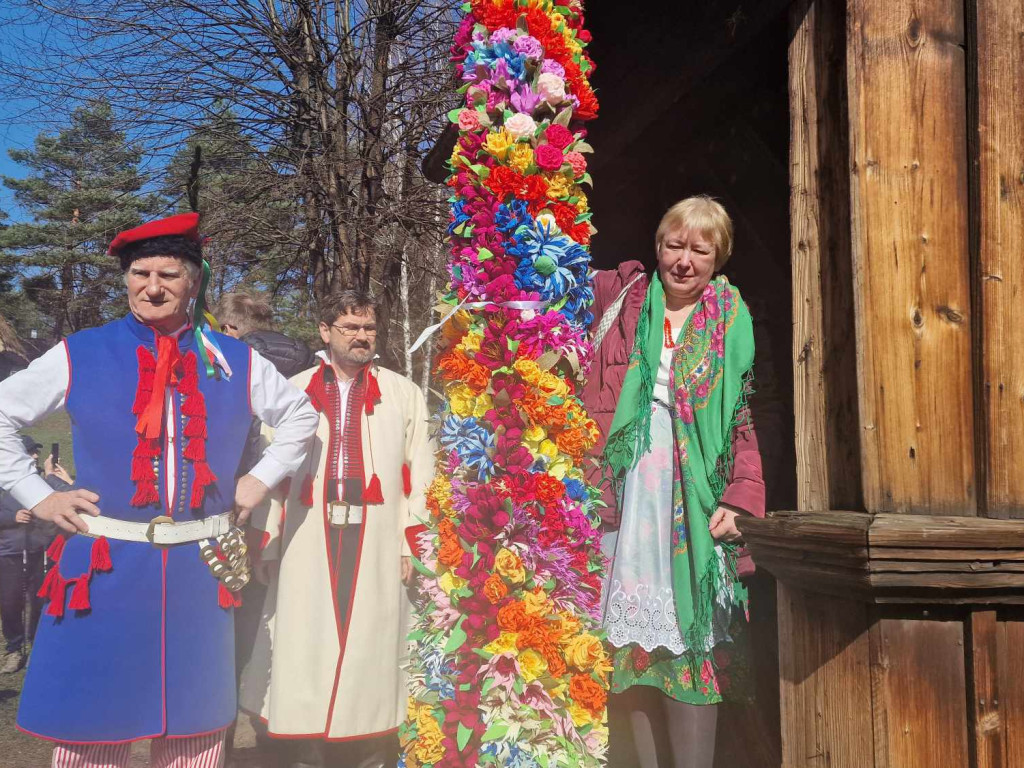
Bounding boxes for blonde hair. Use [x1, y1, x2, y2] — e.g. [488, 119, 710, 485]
[655, 195, 734, 269]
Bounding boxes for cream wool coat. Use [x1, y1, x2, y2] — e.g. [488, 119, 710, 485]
[240, 364, 434, 739]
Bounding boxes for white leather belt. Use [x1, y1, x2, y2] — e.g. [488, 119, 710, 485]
[82, 513, 232, 545]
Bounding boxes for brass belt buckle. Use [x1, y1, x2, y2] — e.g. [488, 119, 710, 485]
[146, 515, 175, 546]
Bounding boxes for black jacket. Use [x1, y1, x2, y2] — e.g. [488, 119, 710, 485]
[240, 330, 316, 380]
[0, 474, 68, 556]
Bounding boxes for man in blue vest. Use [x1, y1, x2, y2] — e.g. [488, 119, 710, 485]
[0, 212, 318, 768]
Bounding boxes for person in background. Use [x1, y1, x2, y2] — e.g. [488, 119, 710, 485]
[0, 436, 70, 674]
[215, 291, 315, 379]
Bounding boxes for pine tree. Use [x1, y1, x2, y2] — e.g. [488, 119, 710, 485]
[0, 101, 163, 340]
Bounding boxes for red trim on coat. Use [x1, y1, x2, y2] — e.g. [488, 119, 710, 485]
[15, 721, 234, 745]
[236, 710, 400, 743]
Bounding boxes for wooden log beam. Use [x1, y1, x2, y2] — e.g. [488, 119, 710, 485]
[976, 0, 1024, 519]
[847, 0, 976, 514]
[789, 0, 861, 513]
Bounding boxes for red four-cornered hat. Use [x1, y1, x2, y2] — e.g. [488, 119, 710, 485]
[108, 212, 202, 263]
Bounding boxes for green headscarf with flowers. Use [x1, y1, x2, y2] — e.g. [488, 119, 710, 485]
[603, 272, 754, 671]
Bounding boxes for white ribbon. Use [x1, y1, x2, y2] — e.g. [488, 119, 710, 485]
[407, 297, 552, 355]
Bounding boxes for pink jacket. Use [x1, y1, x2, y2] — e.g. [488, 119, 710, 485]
[581, 262, 765, 574]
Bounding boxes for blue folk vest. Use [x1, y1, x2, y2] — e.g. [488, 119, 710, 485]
[18, 314, 253, 743]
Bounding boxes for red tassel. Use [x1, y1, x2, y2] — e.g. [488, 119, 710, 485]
[38, 564, 61, 598]
[183, 417, 207, 439]
[91, 537, 112, 573]
[134, 437, 161, 459]
[68, 575, 91, 611]
[194, 461, 217, 487]
[218, 582, 240, 609]
[131, 454, 155, 482]
[137, 345, 156, 373]
[183, 437, 206, 462]
[364, 371, 381, 414]
[260, 531, 271, 550]
[300, 474, 314, 506]
[132, 387, 153, 415]
[402, 463, 412, 496]
[182, 351, 198, 378]
[132, 480, 160, 507]
[304, 362, 330, 414]
[45, 576, 66, 618]
[181, 391, 206, 417]
[364, 473, 384, 504]
[46, 535, 66, 562]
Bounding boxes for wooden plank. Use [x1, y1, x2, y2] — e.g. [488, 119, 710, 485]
[870, 560, 1024, 574]
[741, 510, 873, 544]
[999, 615, 1024, 766]
[869, 617, 969, 767]
[847, 0, 975, 514]
[789, 0, 861, 513]
[777, 583, 873, 767]
[871, 572, 1024, 590]
[968, 611, 1003, 768]
[871, 547, 1024, 562]
[976, 0, 1024, 519]
[870, 515, 1024, 548]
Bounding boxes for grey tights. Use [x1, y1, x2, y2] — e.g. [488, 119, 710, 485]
[620, 687, 718, 768]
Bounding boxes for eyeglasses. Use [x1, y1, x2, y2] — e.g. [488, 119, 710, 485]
[330, 324, 378, 337]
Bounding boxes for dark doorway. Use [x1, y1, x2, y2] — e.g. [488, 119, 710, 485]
[586, 3, 793, 766]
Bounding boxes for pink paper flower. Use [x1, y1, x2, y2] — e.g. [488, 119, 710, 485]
[545, 124, 574, 150]
[458, 109, 482, 132]
[535, 144, 565, 172]
[564, 151, 587, 177]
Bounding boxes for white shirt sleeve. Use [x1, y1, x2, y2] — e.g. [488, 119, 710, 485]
[0, 343, 70, 510]
[246, 350, 319, 490]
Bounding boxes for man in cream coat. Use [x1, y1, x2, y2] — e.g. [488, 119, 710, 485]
[241, 290, 433, 768]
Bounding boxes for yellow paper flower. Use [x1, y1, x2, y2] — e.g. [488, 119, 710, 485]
[546, 173, 572, 200]
[483, 128, 513, 160]
[523, 588, 553, 618]
[485, 631, 519, 655]
[508, 142, 535, 173]
[518, 649, 549, 682]
[575, 191, 589, 212]
[495, 548, 526, 584]
[569, 702, 595, 728]
[438, 570, 467, 596]
[563, 633, 607, 672]
[414, 713, 445, 764]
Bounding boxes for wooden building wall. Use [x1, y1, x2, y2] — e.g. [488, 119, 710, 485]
[748, 0, 1024, 766]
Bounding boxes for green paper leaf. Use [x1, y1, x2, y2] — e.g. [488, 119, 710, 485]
[444, 616, 468, 654]
[447, 108, 462, 124]
[573, 141, 595, 154]
[553, 109, 573, 127]
[579, 172, 594, 187]
[411, 555, 436, 578]
[478, 247, 494, 261]
[482, 723, 509, 742]
[506, 338, 520, 354]
[457, 722, 472, 752]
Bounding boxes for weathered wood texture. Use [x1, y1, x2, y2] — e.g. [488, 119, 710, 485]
[847, 0, 975, 515]
[870, 617, 969, 768]
[967, 611, 1002, 768]
[740, 511, 1024, 603]
[999, 613, 1024, 767]
[777, 583, 872, 768]
[975, 0, 1024, 519]
[788, 0, 861, 513]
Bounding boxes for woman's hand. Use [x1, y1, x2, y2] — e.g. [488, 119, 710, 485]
[709, 505, 742, 542]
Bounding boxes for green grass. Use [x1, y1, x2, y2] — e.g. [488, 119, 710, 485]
[22, 410, 74, 476]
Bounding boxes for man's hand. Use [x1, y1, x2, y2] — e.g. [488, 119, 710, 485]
[15, 510, 31, 525]
[31, 490, 101, 534]
[709, 505, 742, 542]
[401, 556, 414, 586]
[233, 474, 270, 526]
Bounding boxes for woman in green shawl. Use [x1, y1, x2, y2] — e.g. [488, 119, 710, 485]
[584, 196, 765, 768]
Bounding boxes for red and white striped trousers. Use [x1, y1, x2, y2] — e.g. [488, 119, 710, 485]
[51, 729, 227, 768]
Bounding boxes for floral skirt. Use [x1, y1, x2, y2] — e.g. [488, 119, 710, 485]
[602, 402, 750, 705]
[609, 613, 751, 705]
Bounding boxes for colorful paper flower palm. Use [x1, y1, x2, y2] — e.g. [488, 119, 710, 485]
[400, 1, 609, 766]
